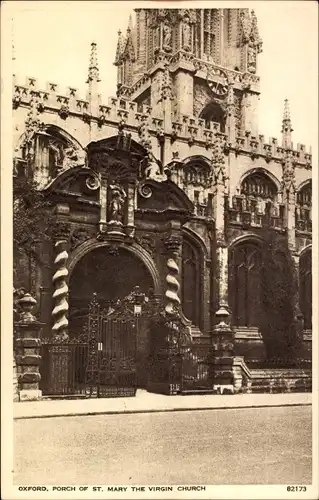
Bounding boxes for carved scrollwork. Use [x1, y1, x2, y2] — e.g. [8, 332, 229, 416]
[85, 174, 100, 191]
[138, 182, 153, 199]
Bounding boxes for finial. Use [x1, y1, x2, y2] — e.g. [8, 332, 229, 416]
[114, 30, 125, 65]
[127, 14, 133, 33]
[282, 98, 293, 132]
[283, 98, 290, 121]
[12, 18, 16, 75]
[87, 41, 100, 83]
[281, 98, 293, 148]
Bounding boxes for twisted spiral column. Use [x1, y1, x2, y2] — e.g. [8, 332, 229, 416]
[52, 239, 69, 339]
[164, 236, 182, 316]
[165, 257, 181, 315]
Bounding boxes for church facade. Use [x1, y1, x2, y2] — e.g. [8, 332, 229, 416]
[13, 8, 312, 396]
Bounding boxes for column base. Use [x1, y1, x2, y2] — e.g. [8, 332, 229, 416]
[19, 389, 42, 401]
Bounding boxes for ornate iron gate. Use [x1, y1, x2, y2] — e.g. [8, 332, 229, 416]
[85, 293, 138, 397]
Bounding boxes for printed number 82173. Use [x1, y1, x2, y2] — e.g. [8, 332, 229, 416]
[287, 486, 307, 492]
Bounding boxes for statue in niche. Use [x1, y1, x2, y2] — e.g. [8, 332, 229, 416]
[182, 17, 191, 50]
[48, 140, 86, 175]
[48, 141, 63, 169]
[162, 21, 172, 52]
[61, 147, 78, 170]
[247, 44, 257, 74]
[108, 184, 126, 224]
[61, 147, 86, 171]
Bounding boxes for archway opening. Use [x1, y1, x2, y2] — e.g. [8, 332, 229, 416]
[199, 101, 226, 133]
[69, 245, 155, 389]
[69, 246, 154, 334]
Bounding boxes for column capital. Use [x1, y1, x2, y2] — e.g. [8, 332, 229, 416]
[52, 221, 71, 242]
[163, 235, 182, 254]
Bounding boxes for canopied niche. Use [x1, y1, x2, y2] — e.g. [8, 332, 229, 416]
[229, 241, 262, 327]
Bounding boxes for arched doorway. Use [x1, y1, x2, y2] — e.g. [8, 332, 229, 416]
[69, 246, 154, 324]
[69, 246, 155, 390]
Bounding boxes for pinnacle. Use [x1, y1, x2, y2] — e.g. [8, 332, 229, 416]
[127, 14, 133, 33]
[115, 30, 125, 65]
[87, 41, 100, 83]
[281, 98, 293, 142]
[283, 98, 291, 121]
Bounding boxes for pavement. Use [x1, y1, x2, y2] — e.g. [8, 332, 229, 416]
[13, 390, 311, 420]
[14, 406, 312, 485]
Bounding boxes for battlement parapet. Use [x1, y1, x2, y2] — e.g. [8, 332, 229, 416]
[12, 75, 165, 130]
[231, 131, 312, 168]
[171, 114, 221, 147]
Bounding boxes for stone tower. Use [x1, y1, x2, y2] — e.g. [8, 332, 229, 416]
[114, 8, 263, 136]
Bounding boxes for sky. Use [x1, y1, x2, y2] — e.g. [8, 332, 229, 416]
[6, 0, 319, 159]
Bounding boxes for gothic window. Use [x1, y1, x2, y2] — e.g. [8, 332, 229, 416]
[241, 172, 277, 200]
[240, 172, 279, 218]
[182, 239, 202, 328]
[299, 250, 312, 330]
[229, 242, 262, 327]
[184, 163, 210, 187]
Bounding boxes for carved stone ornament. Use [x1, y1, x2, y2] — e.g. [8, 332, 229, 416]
[247, 44, 257, 74]
[182, 16, 191, 51]
[163, 235, 182, 254]
[52, 222, 70, 242]
[162, 21, 172, 52]
[49, 141, 86, 174]
[70, 227, 92, 250]
[239, 9, 251, 44]
[135, 234, 156, 258]
[282, 153, 296, 193]
[85, 174, 100, 191]
[58, 104, 70, 120]
[138, 182, 153, 199]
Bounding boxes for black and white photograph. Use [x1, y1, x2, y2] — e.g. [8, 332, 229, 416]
[1, 1, 318, 499]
